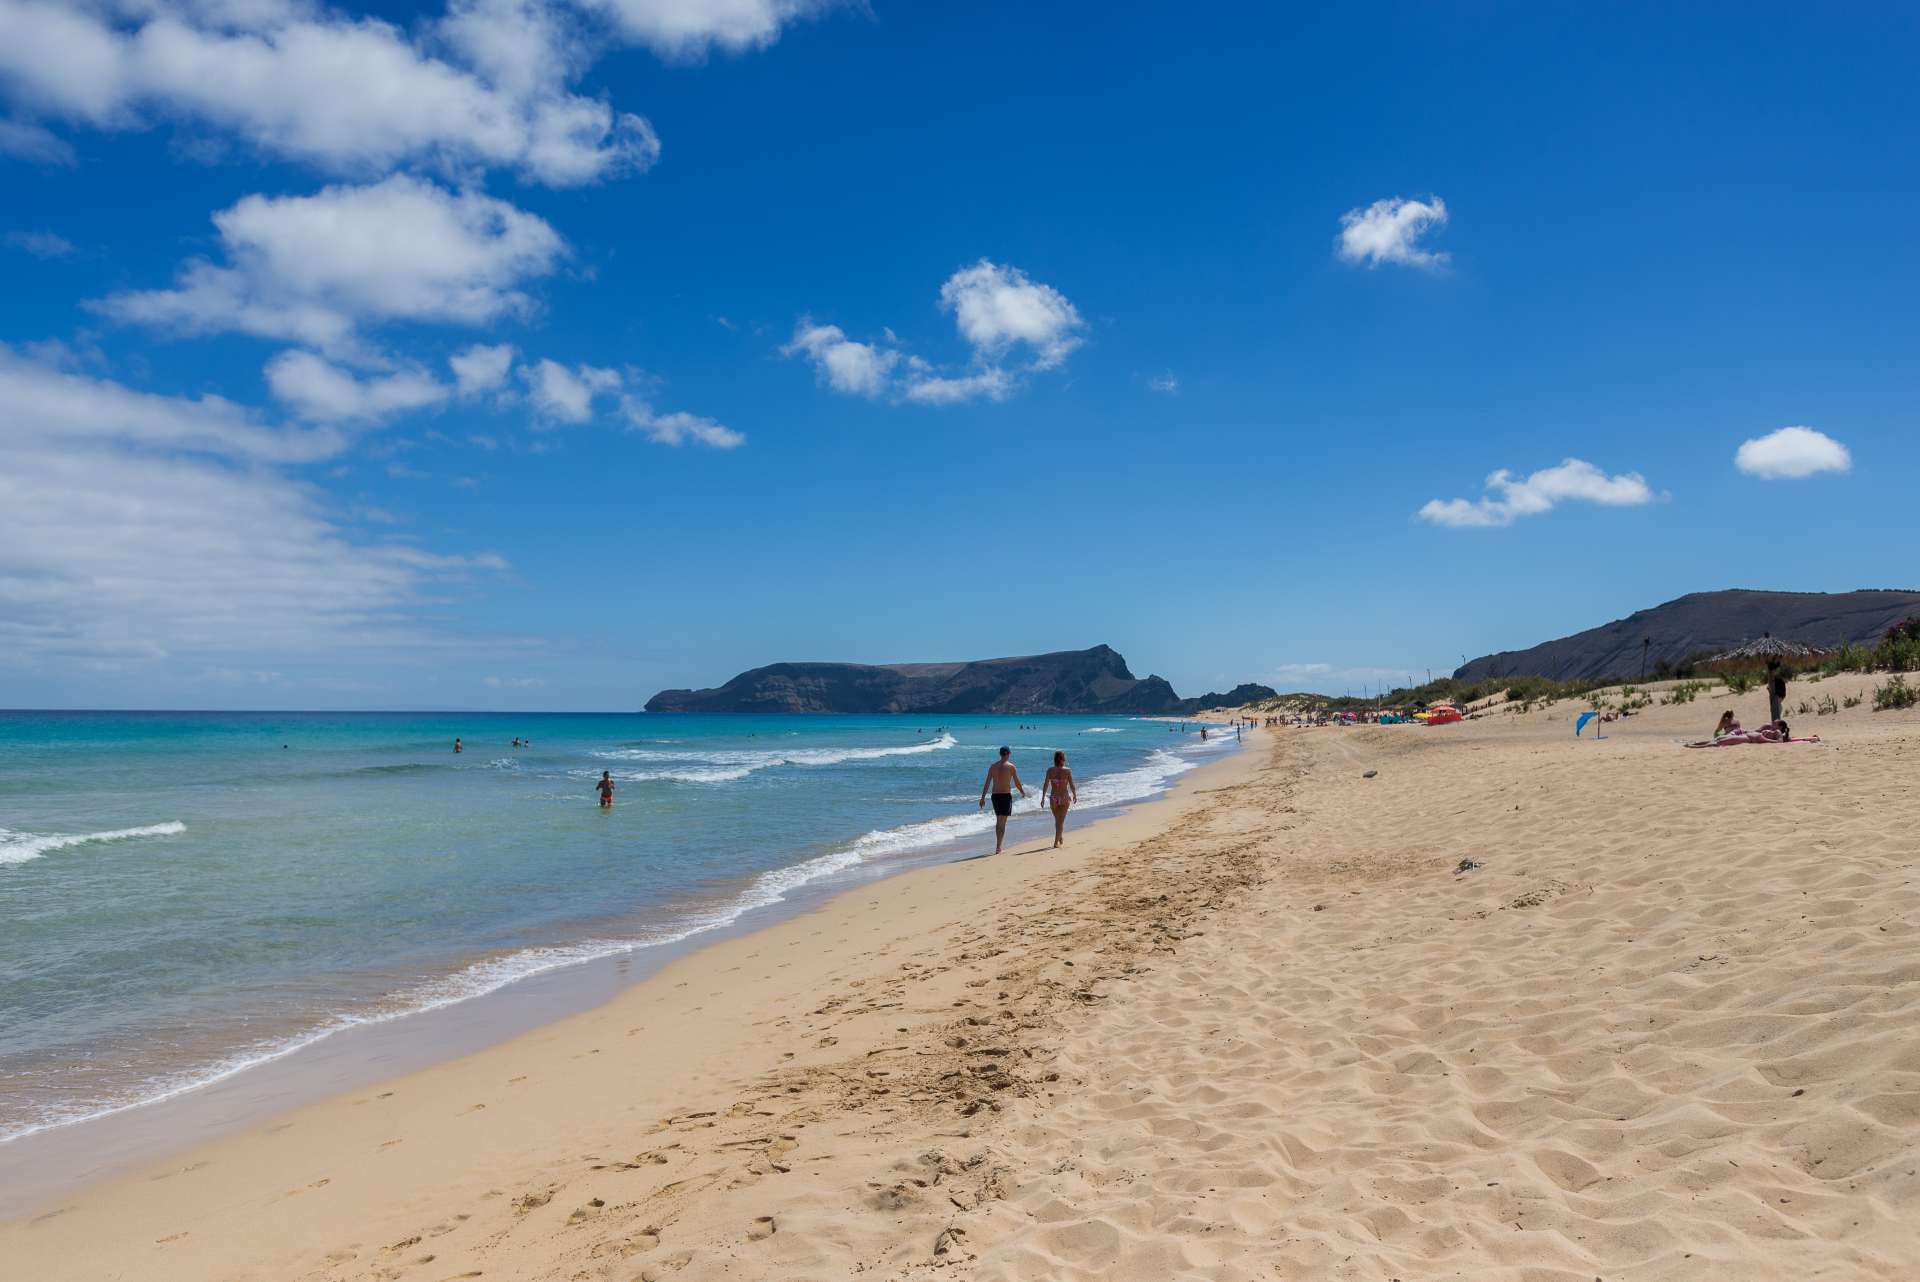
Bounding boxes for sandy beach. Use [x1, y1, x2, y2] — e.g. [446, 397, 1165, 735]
[8, 680, 1919, 1280]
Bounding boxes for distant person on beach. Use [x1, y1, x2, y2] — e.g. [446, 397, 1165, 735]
[1768, 662, 1788, 724]
[454, 737, 462, 754]
[596, 770, 615, 808]
[1714, 710, 1740, 739]
[1042, 751, 1077, 848]
[978, 746, 1026, 855]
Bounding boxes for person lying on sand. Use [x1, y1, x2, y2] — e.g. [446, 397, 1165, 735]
[1685, 720, 1821, 748]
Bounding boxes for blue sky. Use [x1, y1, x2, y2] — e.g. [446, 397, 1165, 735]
[2, 2, 1915, 709]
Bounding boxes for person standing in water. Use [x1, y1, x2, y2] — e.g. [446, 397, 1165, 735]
[453, 737, 462, 754]
[596, 770, 615, 808]
[978, 746, 1026, 855]
[1042, 751, 1077, 849]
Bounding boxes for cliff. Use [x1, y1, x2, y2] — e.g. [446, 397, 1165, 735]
[646, 645, 1199, 715]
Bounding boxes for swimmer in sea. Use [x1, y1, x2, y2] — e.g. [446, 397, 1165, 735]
[454, 737, 463, 754]
[597, 770, 615, 808]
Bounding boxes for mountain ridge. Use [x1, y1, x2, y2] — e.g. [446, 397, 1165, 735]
[644, 646, 1274, 715]
[1454, 588, 1920, 683]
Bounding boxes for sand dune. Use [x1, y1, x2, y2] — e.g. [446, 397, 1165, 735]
[5, 679, 1917, 1280]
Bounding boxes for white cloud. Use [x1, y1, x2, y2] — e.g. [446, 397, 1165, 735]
[583, 0, 838, 60]
[900, 367, 1011, 405]
[0, 0, 655, 185]
[785, 261, 1082, 407]
[523, 357, 621, 422]
[1734, 425, 1851, 480]
[621, 398, 744, 448]
[1418, 458, 1654, 528]
[781, 319, 898, 398]
[449, 341, 516, 395]
[937, 259, 1084, 369]
[483, 674, 546, 688]
[266, 349, 449, 422]
[5, 229, 75, 257]
[0, 341, 341, 462]
[1337, 196, 1450, 270]
[0, 345, 505, 668]
[97, 176, 565, 354]
[1148, 372, 1178, 395]
[0, 116, 74, 163]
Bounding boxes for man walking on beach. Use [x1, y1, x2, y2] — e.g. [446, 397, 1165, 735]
[979, 746, 1026, 855]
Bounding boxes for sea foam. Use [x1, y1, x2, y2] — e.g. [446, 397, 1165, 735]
[0, 822, 186, 868]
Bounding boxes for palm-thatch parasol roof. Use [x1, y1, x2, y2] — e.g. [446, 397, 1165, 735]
[1708, 634, 1820, 663]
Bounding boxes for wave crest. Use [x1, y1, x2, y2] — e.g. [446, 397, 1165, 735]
[0, 822, 187, 868]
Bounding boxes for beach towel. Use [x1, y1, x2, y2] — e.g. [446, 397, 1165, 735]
[1684, 732, 1820, 748]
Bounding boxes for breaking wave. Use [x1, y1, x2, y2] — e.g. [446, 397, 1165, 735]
[0, 822, 186, 868]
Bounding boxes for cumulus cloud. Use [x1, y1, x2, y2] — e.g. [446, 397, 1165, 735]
[937, 259, 1084, 370]
[583, 0, 840, 61]
[781, 319, 898, 398]
[1337, 196, 1450, 270]
[522, 357, 620, 422]
[449, 341, 516, 395]
[266, 349, 449, 422]
[0, 0, 656, 185]
[1734, 425, 1851, 480]
[1148, 372, 1179, 395]
[621, 398, 745, 448]
[1418, 458, 1654, 528]
[785, 261, 1082, 407]
[900, 367, 1011, 405]
[97, 175, 565, 354]
[0, 344, 505, 667]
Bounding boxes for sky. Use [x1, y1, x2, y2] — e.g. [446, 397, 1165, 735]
[2, 2, 1915, 710]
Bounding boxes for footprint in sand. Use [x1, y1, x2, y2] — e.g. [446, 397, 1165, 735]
[747, 1215, 776, 1240]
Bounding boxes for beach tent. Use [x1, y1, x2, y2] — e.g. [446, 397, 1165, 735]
[1425, 705, 1463, 725]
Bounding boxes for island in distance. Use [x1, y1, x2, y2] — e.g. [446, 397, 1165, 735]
[645, 645, 1275, 716]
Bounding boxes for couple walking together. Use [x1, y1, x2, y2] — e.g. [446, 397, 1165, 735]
[979, 746, 1077, 854]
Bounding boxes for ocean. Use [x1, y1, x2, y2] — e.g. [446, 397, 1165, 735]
[0, 710, 1233, 1148]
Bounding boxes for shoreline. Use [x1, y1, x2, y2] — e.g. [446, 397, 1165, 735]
[0, 731, 1246, 1222]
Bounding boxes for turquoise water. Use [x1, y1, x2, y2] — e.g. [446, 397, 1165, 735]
[0, 711, 1231, 1143]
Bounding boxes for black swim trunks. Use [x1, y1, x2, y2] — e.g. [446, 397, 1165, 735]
[991, 792, 1013, 817]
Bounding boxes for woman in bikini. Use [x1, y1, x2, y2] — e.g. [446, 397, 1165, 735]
[596, 770, 615, 808]
[1712, 710, 1740, 739]
[1042, 751, 1077, 848]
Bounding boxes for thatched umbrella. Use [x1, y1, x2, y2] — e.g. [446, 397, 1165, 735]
[1708, 633, 1819, 664]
